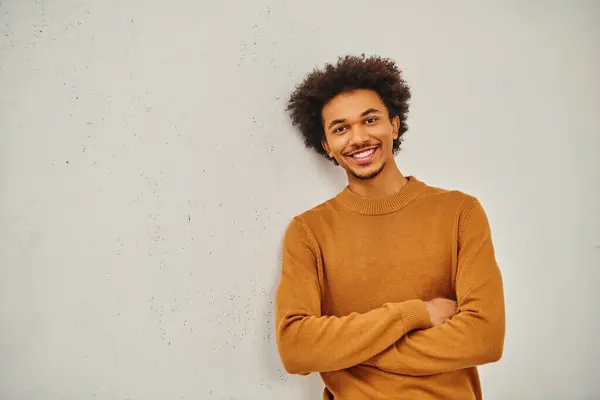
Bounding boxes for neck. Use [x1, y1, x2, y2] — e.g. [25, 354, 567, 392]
[347, 161, 408, 197]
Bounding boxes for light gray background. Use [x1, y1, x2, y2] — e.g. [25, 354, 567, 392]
[1, 1, 599, 399]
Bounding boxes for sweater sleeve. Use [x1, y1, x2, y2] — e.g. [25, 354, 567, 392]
[275, 217, 433, 375]
[362, 198, 505, 376]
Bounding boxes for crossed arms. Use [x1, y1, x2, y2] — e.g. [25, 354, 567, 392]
[275, 198, 505, 376]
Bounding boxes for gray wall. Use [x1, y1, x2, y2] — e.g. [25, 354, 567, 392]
[1, 1, 599, 399]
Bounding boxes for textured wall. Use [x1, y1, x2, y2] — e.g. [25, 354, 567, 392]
[1, 1, 599, 399]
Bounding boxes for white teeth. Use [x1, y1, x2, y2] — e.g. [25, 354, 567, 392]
[352, 149, 374, 159]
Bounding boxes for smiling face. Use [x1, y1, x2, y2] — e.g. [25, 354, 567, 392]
[321, 89, 400, 181]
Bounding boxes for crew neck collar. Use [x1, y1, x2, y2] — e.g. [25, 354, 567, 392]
[335, 176, 426, 215]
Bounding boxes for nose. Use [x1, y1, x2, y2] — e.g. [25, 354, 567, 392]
[348, 124, 369, 147]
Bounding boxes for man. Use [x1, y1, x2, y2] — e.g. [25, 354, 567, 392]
[275, 55, 505, 399]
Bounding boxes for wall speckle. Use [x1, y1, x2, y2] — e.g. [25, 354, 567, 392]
[1, 1, 599, 400]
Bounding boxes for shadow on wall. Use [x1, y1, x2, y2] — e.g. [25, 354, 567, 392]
[258, 232, 324, 399]
[311, 151, 347, 190]
[256, 147, 344, 399]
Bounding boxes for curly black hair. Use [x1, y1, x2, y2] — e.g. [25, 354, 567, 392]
[286, 55, 412, 162]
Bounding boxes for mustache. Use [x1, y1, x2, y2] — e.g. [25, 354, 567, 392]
[344, 143, 378, 155]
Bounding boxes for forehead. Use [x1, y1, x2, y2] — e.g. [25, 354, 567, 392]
[322, 89, 387, 124]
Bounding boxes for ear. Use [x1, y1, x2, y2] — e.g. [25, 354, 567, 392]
[321, 139, 333, 158]
[391, 116, 400, 140]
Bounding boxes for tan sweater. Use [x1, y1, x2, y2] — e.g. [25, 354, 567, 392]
[275, 176, 505, 399]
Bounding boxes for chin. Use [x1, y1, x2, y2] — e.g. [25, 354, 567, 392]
[349, 162, 386, 180]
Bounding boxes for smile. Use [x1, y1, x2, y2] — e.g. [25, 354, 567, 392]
[346, 146, 378, 165]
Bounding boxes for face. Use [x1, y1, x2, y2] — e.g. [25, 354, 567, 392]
[321, 89, 400, 180]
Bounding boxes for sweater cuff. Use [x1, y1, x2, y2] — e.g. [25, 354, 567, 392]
[397, 299, 433, 331]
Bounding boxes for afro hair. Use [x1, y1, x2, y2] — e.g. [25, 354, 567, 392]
[286, 54, 412, 162]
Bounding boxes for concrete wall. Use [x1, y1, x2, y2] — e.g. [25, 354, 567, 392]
[1, 1, 598, 399]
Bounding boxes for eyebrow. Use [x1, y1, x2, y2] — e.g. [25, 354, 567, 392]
[327, 108, 381, 129]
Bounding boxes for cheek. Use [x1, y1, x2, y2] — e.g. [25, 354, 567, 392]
[329, 137, 348, 155]
[372, 125, 394, 144]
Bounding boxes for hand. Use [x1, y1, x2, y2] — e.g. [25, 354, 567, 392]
[424, 298, 458, 326]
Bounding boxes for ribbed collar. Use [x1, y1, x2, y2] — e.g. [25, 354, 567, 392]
[335, 176, 426, 215]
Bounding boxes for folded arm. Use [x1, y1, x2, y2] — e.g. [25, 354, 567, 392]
[363, 198, 506, 376]
[275, 217, 432, 375]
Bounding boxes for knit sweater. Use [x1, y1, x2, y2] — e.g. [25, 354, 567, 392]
[275, 176, 505, 399]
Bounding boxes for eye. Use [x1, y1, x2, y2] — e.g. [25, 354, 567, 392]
[365, 117, 378, 124]
[333, 126, 347, 134]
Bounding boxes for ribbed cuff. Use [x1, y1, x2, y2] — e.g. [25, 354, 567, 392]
[397, 299, 433, 331]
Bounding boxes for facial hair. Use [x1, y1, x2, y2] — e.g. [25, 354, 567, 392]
[350, 161, 386, 180]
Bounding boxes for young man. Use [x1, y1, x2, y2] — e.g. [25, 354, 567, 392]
[275, 55, 505, 399]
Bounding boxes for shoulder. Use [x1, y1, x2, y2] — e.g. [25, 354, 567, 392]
[417, 180, 479, 213]
[292, 195, 337, 223]
[414, 179, 495, 231]
[283, 195, 340, 239]
[419, 181, 492, 234]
